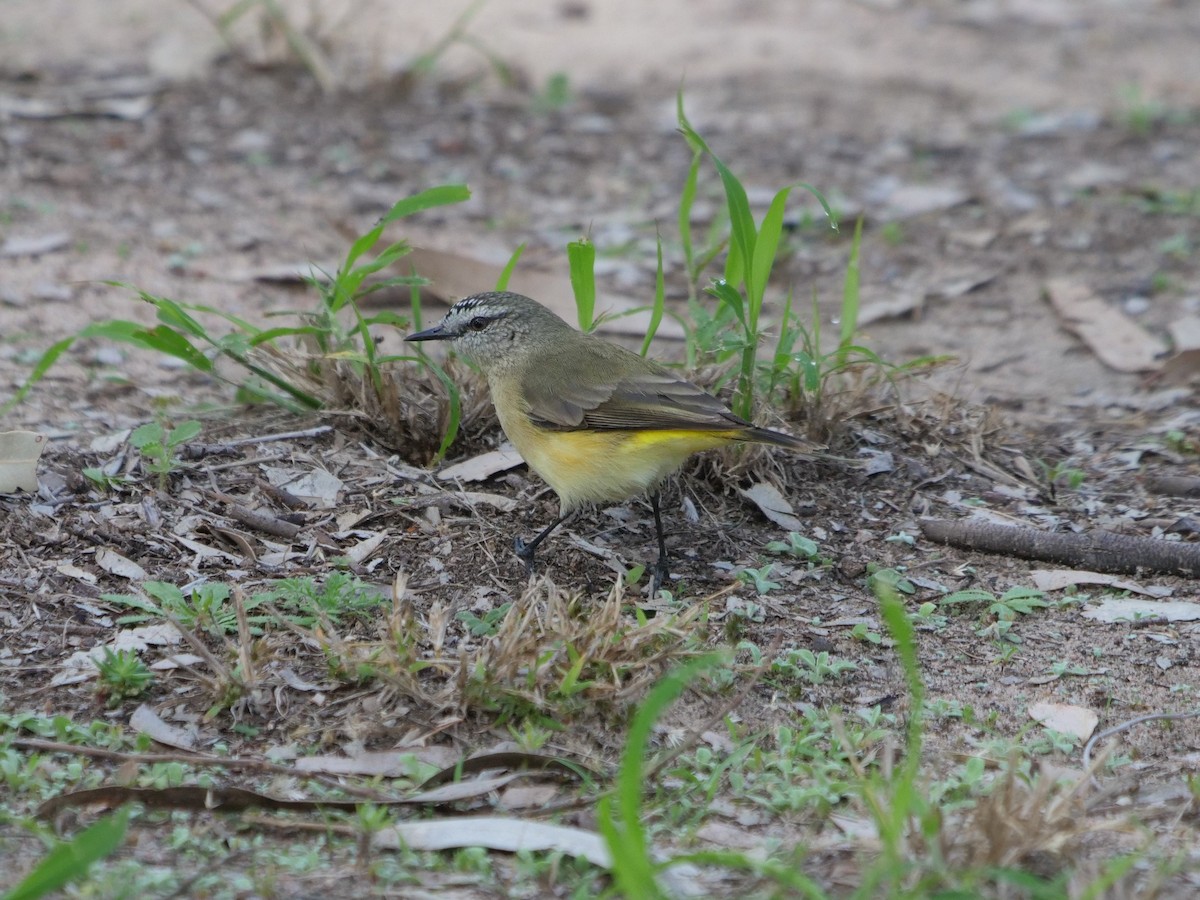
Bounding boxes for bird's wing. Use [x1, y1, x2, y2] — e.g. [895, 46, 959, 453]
[521, 347, 748, 432]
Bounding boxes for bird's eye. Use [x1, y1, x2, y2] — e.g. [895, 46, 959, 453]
[467, 316, 489, 331]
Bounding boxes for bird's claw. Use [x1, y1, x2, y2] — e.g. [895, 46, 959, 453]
[514, 536, 536, 575]
[650, 558, 671, 596]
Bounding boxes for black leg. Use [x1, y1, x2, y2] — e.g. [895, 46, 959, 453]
[514, 511, 572, 576]
[649, 491, 671, 593]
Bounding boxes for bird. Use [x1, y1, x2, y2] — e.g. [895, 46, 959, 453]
[406, 291, 811, 592]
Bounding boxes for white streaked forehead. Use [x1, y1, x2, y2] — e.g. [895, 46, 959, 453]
[449, 294, 495, 315]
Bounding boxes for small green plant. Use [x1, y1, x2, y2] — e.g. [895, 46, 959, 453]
[532, 72, 572, 113]
[736, 564, 781, 595]
[770, 647, 857, 688]
[94, 648, 154, 707]
[765, 531, 820, 560]
[941, 585, 1048, 644]
[457, 602, 514, 637]
[129, 419, 201, 489]
[851, 622, 884, 645]
[1116, 83, 1175, 137]
[81, 467, 125, 491]
[879, 221, 905, 246]
[1035, 458, 1086, 497]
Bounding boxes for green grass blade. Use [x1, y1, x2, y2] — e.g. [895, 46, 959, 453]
[640, 234, 666, 356]
[837, 216, 864, 365]
[4, 806, 131, 900]
[495, 243, 526, 291]
[567, 238, 596, 331]
[705, 279, 746, 328]
[379, 184, 471, 226]
[132, 325, 214, 372]
[0, 335, 77, 415]
[144, 293, 211, 340]
[603, 653, 727, 899]
[421, 358, 462, 463]
[662, 850, 828, 899]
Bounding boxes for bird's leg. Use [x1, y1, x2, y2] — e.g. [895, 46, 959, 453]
[514, 511, 572, 575]
[649, 491, 671, 594]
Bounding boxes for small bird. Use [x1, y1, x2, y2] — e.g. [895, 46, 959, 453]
[406, 291, 810, 592]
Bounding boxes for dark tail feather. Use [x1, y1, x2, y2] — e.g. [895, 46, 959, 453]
[741, 426, 818, 452]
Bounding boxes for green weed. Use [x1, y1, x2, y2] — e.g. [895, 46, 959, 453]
[128, 419, 201, 490]
[93, 649, 154, 707]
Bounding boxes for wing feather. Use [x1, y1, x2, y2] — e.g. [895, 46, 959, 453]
[520, 343, 748, 432]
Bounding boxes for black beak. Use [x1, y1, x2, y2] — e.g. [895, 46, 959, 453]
[405, 323, 453, 342]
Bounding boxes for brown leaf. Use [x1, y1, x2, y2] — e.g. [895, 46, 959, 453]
[1043, 278, 1165, 372]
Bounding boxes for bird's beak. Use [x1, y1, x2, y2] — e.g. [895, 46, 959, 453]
[405, 322, 453, 342]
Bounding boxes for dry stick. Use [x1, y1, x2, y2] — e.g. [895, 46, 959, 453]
[202, 488, 302, 540]
[182, 426, 333, 459]
[10, 738, 389, 800]
[919, 517, 1200, 577]
[1081, 709, 1200, 790]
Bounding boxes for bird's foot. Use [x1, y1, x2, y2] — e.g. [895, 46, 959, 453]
[649, 556, 671, 596]
[514, 536, 537, 576]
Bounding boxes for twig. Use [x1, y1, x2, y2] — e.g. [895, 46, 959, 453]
[1081, 709, 1200, 789]
[920, 517, 1200, 577]
[182, 425, 332, 459]
[9, 738, 388, 799]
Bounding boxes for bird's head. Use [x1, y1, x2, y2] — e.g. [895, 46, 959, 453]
[405, 291, 571, 373]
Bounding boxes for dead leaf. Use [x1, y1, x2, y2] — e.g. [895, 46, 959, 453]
[96, 548, 148, 581]
[1082, 597, 1200, 623]
[261, 467, 343, 508]
[294, 750, 427, 777]
[436, 444, 525, 482]
[344, 531, 388, 565]
[374, 817, 611, 868]
[0, 430, 46, 492]
[739, 482, 804, 531]
[0, 233, 71, 257]
[1044, 278, 1165, 372]
[1160, 315, 1200, 384]
[878, 183, 970, 220]
[1028, 701, 1098, 741]
[56, 563, 98, 584]
[130, 704, 197, 751]
[1030, 568, 1171, 598]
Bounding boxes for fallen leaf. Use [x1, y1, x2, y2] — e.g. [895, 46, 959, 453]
[1160, 315, 1200, 384]
[56, 563, 98, 584]
[344, 531, 388, 565]
[0, 430, 46, 492]
[878, 183, 970, 220]
[373, 817, 611, 868]
[739, 482, 804, 531]
[294, 750, 427, 777]
[1030, 569, 1171, 598]
[1082, 597, 1200, 623]
[437, 443, 525, 483]
[1044, 278, 1165, 372]
[0, 233, 71, 257]
[130, 704, 197, 751]
[96, 548, 148, 581]
[1028, 701, 1098, 741]
[261, 467, 343, 508]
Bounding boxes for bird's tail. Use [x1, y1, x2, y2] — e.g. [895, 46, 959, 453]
[740, 425, 819, 452]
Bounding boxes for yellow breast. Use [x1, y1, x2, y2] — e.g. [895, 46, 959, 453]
[491, 378, 738, 510]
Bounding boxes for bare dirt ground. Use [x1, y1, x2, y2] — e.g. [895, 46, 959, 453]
[2, 0, 1199, 896]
